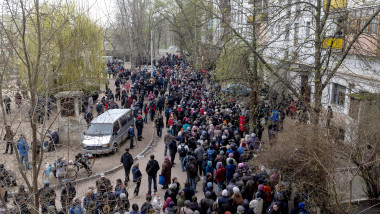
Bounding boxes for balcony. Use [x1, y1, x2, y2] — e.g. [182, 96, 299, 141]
[322, 37, 343, 49]
[324, 0, 347, 11]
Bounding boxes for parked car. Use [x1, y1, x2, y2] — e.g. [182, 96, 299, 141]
[82, 109, 134, 154]
[221, 83, 252, 97]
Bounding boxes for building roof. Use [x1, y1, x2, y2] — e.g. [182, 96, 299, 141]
[92, 109, 131, 124]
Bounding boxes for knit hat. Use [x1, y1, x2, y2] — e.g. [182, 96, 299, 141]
[242, 142, 246, 147]
[169, 183, 177, 190]
[238, 163, 244, 168]
[217, 162, 222, 169]
[222, 189, 228, 197]
[237, 205, 245, 212]
[205, 191, 211, 197]
[233, 187, 240, 194]
[299, 202, 306, 209]
[258, 184, 264, 191]
[120, 193, 126, 199]
[229, 153, 234, 158]
[184, 200, 191, 206]
[220, 150, 224, 155]
[165, 156, 169, 161]
[207, 182, 212, 188]
[169, 201, 175, 208]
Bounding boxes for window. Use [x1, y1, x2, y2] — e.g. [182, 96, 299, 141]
[336, 18, 344, 37]
[294, 23, 299, 44]
[306, 22, 311, 37]
[120, 115, 128, 127]
[368, 20, 373, 34]
[362, 19, 369, 33]
[287, 0, 292, 18]
[374, 18, 379, 34]
[296, 3, 301, 17]
[285, 24, 290, 41]
[356, 19, 361, 33]
[337, 128, 345, 141]
[332, 83, 346, 106]
[349, 97, 359, 120]
[113, 121, 120, 135]
[61, 98, 75, 117]
[86, 124, 113, 136]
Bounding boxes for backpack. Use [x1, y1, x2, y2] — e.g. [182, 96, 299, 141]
[178, 144, 187, 157]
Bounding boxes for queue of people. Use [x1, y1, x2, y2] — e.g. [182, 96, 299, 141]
[0, 54, 310, 214]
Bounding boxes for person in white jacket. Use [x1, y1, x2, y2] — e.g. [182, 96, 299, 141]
[249, 192, 264, 214]
[152, 192, 163, 214]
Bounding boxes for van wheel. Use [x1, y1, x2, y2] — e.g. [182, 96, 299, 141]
[112, 143, 119, 154]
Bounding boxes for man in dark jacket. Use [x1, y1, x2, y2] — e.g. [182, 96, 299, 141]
[145, 155, 160, 195]
[3, 125, 14, 154]
[136, 116, 144, 141]
[120, 148, 134, 182]
[128, 125, 135, 149]
[169, 139, 177, 165]
[194, 142, 204, 175]
[200, 191, 214, 214]
[186, 156, 198, 192]
[154, 114, 164, 137]
[39, 180, 56, 213]
[60, 179, 76, 213]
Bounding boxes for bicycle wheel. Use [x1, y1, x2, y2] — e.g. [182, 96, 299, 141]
[68, 166, 78, 181]
[88, 157, 95, 169]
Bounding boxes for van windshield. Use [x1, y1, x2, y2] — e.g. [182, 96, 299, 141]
[86, 123, 113, 135]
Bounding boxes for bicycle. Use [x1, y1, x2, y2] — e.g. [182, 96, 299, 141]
[67, 153, 95, 180]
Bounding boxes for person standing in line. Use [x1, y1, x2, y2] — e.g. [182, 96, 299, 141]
[154, 113, 164, 137]
[146, 155, 160, 195]
[161, 156, 173, 189]
[3, 95, 11, 114]
[120, 148, 134, 183]
[169, 138, 177, 165]
[164, 130, 173, 156]
[17, 134, 30, 170]
[3, 125, 14, 154]
[132, 163, 142, 197]
[136, 116, 144, 141]
[128, 125, 136, 149]
[60, 179, 76, 213]
[186, 156, 197, 192]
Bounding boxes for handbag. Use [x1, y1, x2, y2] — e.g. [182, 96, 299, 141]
[159, 174, 165, 186]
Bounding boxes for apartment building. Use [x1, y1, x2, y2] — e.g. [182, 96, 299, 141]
[254, 0, 380, 139]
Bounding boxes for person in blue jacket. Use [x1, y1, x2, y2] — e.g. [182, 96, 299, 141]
[225, 159, 236, 185]
[132, 163, 142, 197]
[17, 135, 30, 170]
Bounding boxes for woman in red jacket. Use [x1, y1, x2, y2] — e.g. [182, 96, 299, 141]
[215, 162, 226, 193]
[168, 115, 174, 135]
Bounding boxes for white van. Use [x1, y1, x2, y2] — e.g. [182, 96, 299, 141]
[82, 109, 134, 154]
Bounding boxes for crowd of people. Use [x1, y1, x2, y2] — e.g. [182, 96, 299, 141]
[1, 54, 311, 214]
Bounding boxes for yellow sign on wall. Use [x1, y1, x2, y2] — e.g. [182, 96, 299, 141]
[324, 0, 347, 10]
[322, 38, 343, 49]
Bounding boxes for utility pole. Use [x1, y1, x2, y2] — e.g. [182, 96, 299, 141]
[151, 29, 154, 75]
